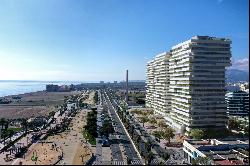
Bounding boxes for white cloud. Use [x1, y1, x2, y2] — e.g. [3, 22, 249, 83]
[230, 58, 249, 71]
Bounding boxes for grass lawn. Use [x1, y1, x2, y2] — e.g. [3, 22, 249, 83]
[83, 130, 96, 145]
[8, 127, 22, 132]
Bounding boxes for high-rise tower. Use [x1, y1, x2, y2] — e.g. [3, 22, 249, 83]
[125, 70, 129, 103]
[146, 36, 232, 133]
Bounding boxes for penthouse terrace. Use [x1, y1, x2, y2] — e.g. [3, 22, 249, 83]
[183, 139, 249, 165]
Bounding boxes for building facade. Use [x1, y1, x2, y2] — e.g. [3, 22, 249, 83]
[183, 139, 249, 165]
[146, 52, 171, 116]
[226, 91, 249, 117]
[146, 36, 232, 133]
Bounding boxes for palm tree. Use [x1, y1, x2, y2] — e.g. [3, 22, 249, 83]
[163, 127, 175, 144]
[0, 118, 6, 139]
[145, 140, 154, 152]
[136, 135, 141, 145]
[9, 130, 15, 142]
[157, 120, 168, 131]
[145, 151, 154, 165]
[0, 118, 6, 130]
[140, 116, 149, 127]
[152, 130, 164, 140]
[149, 118, 157, 127]
[141, 112, 148, 117]
[21, 119, 29, 134]
[1, 130, 8, 145]
[4, 119, 9, 131]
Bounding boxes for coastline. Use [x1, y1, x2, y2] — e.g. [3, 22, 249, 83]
[0, 90, 82, 119]
[0, 80, 82, 98]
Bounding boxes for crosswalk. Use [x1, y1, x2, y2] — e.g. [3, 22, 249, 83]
[165, 159, 177, 165]
[92, 161, 102, 165]
[112, 160, 126, 165]
[150, 158, 160, 165]
[130, 159, 142, 165]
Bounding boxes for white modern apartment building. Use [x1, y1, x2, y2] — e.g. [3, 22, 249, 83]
[146, 36, 232, 133]
[146, 52, 171, 116]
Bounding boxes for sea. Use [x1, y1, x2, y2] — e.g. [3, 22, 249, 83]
[0, 80, 82, 97]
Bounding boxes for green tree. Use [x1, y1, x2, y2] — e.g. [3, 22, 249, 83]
[152, 130, 164, 139]
[8, 130, 15, 142]
[149, 118, 157, 126]
[48, 111, 56, 118]
[93, 91, 98, 103]
[243, 125, 249, 136]
[21, 119, 29, 134]
[0, 118, 6, 130]
[140, 116, 149, 127]
[163, 127, 175, 144]
[157, 120, 168, 131]
[192, 156, 212, 165]
[100, 119, 114, 137]
[1, 130, 8, 144]
[0, 118, 6, 139]
[4, 119, 9, 131]
[145, 151, 154, 165]
[190, 129, 204, 139]
[228, 119, 240, 130]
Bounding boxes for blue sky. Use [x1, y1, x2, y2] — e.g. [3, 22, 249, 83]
[0, 0, 248, 81]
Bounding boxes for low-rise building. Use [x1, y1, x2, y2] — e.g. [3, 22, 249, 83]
[226, 85, 241, 92]
[183, 139, 249, 165]
[226, 91, 249, 117]
[46, 84, 59, 92]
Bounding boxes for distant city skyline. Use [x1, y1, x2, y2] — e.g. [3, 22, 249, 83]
[0, 0, 249, 81]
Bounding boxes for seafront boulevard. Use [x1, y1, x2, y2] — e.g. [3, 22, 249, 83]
[0, 90, 95, 165]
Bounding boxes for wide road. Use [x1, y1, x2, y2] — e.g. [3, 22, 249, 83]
[101, 90, 142, 164]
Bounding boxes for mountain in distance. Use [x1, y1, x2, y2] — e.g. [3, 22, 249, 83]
[226, 69, 249, 82]
[120, 80, 145, 83]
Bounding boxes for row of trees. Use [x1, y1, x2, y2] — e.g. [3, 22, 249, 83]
[99, 118, 114, 137]
[132, 110, 175, 144]
[118, 103, 172, 164]
[228, 118, 249, 135]
[0, 118, 30, 144]
[84, 109, 98, 138]
[93, 91, 98, 104]
[188, 118, 249, 139]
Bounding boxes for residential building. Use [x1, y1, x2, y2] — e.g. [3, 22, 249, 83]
[226, 91, 249, 117]
[183, 139, 249, 165]
[146, 52, 171, 116]
[46, 84, 59, 92]
[146, 36, 232, 133]
[226, 85, 241, 92]
[169, 36, 232, 132]
[146, 60, 154, 108]
[240, 82, 249, 93]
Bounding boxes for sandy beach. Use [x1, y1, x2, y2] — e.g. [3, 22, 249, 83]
[0, 91, 81, 119]
[17, 109, 92, 165]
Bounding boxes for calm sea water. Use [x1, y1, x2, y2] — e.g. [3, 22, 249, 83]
[0, 80, 82, 97]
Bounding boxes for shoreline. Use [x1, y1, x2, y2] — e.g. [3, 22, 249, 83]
[0, 80, 83, 98]
[0, 91, 82, 119]
[0, 90, 46, 99]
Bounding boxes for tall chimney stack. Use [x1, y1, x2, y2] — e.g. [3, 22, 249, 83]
[125, 70, 128, 103]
